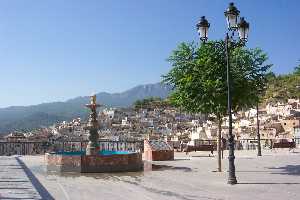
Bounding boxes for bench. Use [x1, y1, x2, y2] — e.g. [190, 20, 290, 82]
[272, 140, 296, 151]
[272, 142, 296, 149]
[185, 145, 214, 156]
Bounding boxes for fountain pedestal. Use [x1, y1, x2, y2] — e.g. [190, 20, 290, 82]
[85, 95, 100, 155]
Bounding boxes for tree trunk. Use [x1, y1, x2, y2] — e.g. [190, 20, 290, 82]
[217, 115, 222, 172]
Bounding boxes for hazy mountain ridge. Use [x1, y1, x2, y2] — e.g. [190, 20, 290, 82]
[0, 83, 171, 134]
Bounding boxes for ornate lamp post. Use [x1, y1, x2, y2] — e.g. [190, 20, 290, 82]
[85, 94, 100, 155]
[197, 2, 250, 185]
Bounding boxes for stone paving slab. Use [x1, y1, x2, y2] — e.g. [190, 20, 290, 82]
[18, 149, 300, 200]
[0, 156, 54, 200]
[1, 150, 300, 200]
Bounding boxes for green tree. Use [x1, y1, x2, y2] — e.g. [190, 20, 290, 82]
[163, 40, 271, 171]
[294, 61, 300, 75]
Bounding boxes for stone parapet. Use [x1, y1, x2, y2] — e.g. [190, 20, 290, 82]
[46, 152, 143, 173]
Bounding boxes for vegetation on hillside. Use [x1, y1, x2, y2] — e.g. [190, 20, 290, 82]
[264, 64, 300, 103]
[133, 97, 172, 110]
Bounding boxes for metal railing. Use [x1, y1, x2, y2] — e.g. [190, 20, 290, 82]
[237, 138, 300, 150]
[169, 138, 300, 151]
[0, 140, 144, 156]
[0, 138, 299, 156]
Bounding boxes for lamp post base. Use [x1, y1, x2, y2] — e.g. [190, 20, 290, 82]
[257, 151, 262, 156]
[227, 177, 237, 185]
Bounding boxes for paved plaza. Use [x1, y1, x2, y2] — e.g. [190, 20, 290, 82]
[0, 150, 300, 200]
[0, 156, 53, 199]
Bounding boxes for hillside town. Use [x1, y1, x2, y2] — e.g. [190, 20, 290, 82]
[1, 1, 300, 199]
[2, 98, 300, 151]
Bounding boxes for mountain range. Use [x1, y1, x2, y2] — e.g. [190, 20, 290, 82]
[0, 83, 172, 134]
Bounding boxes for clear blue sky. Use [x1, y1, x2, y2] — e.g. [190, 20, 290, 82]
[0, 0, 299, 108]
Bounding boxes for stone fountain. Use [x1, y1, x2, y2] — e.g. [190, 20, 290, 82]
[46, 95, 143, 173]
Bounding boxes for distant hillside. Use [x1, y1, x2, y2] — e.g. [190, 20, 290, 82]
[264, 68, 300, 103]
[0, 83, 172, 134]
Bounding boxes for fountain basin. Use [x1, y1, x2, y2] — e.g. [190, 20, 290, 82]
[46, 150, 143, 173]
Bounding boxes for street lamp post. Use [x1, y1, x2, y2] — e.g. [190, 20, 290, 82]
[256, 85, 267, 157]
[256, 102, 262, 156]
[197, 2, 250, 185]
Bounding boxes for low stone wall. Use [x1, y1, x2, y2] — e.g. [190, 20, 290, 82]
[81, 153, 143, 172]
[46, 153, 82, 172]
[46, 153, 143, 173]
[143, 140, 174, 161]
[146, 150, 174, 161]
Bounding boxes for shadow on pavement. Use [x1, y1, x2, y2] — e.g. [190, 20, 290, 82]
[150, 164, 192, 172]
[236, 170, 275, 173]
[268, 165, 300, 176]
[239, 182, 300, 185]
[15, 157, 55, 200]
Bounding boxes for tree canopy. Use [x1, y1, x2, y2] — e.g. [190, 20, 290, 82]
[162, 40, 272, 117]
